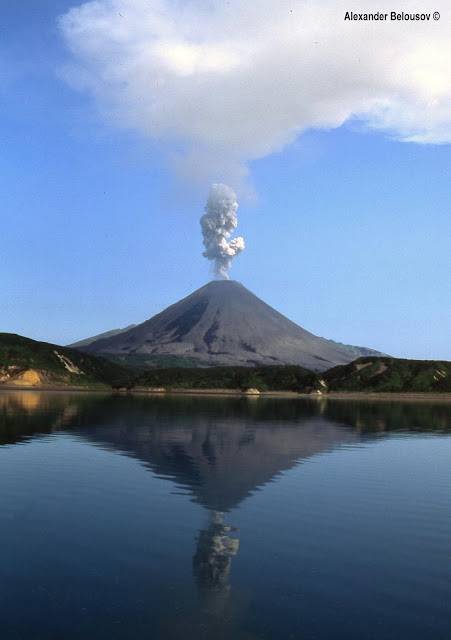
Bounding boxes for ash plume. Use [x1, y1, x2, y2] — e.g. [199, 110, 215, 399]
[200, 184, 245, 280]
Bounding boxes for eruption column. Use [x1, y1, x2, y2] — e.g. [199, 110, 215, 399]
[200, 184, 245, 280]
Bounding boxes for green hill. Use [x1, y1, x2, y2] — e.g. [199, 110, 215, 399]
[0, 333, 134, 389]
[134, 364, 324, 393]
[133, 358, 450, 393]
[1, 334, 449, 394]
[323, 357, 450, 393]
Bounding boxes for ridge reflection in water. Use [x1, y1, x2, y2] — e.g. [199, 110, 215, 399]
[0, 391, 450, 639]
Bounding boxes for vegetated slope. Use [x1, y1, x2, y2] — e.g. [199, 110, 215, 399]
[133, 358, 450, 393]
[80, 280, 354, 372]
[323, 357, 451, 393]
[0, 333, 134, 388]
[1, 334, 447, 394]
[135, 364, 323, 393]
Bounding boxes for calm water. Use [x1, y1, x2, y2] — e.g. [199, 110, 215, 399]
[1, 392, 450, 639]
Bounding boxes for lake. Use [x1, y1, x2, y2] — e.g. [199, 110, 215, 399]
[1, 391, 450, 639]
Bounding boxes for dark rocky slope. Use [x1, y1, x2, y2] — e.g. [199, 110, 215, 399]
[80, 280, 355, 372]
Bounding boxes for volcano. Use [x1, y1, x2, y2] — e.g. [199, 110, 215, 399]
[80, 280, 359, 371]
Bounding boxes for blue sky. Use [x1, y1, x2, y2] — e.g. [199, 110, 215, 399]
[1, 0, 450, 359]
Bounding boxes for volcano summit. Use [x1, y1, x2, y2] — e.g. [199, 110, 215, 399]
[79, 280, 364, 371]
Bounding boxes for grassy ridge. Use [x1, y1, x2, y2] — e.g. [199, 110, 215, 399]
[0, 333, 134, 388]
[0, 334, 449, 393]
[323, 357, 451, 393]
[132, 357, 450, 393]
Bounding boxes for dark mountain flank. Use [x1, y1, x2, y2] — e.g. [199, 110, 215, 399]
[80, 280, 355, 372]
[68, 324, 137, 349]
[321, 338, 387, 359]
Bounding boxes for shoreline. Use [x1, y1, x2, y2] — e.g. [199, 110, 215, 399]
[1, 385, 450, 401]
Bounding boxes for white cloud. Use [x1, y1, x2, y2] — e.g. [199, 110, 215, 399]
[59, 0, 451, 185]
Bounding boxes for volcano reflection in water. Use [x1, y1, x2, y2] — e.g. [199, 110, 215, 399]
[0, 392, 364, 613]
[1, 391, 449, 637]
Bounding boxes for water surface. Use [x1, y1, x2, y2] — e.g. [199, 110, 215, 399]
[1, 392, 450, 639]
